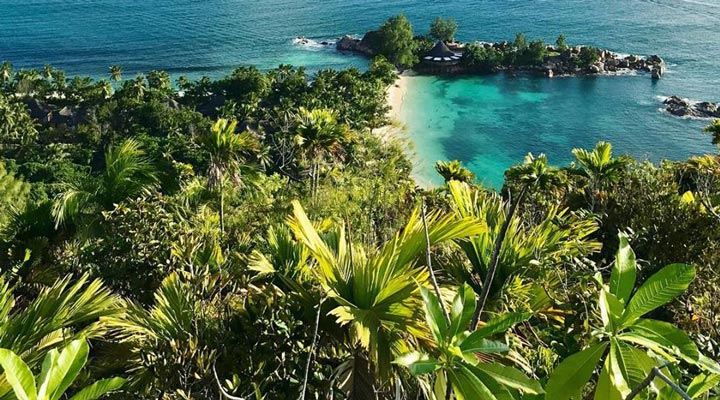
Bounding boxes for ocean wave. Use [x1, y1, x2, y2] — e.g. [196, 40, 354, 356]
[292, 37, 336, 51]
[602, 69, 640, 76]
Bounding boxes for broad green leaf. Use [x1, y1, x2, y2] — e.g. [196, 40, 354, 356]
[609, 233, 636, 305]
[393, 351, 439, 376]
[618, 342, 659, 388]
[0, 348, 37, 400]
[686, 373, 720, 399]
[698, 355, 720, 375]
[447, 364, 499, 400]
[37, 349, 59, 400]
[623, 319, 700, 363]
[420, 286, 448, 345]
[448, 284, 476, 339]
[459, 338, 509, 355]
[545, 342, 608, 400]
[622, 264, 695, 326]
[617, 333, 675, 362]
[608, 339, 631, 397]
[599, 290, 624, 332]
[68, 377, 125, 400]
[595, 358, 622, 400]
[48, 339, 89, 400]
[475, 362, 544, 394]
[433, 370, 447, 400]
[472, 312, 532, 340]
[465, 364, 515, 400]
[657, 385, 684, 400]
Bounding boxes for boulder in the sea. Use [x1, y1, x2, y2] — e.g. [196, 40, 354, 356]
[696, 102, 720, 117]
[647, 55, 664, 65]
[663, 96, 720, 118]
[336, 33, 375, 56]
[651, 65, 665, 79]
[336, 35, 357, 51]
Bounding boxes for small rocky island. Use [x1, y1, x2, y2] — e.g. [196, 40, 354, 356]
[306, 15, 667, 80]
[663, 96, 720, 119]
[335, 34, 665, 79]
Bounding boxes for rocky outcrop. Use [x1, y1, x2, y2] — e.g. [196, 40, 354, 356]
[336, 33, 376, 57]
[663, 96, 720, 118]
[542, 48, 665, 78]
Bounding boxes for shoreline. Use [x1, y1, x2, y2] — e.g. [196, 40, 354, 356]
[388, 71, 412, 125]
[378, 71, 437, 189]
[374, 70, 412, 142]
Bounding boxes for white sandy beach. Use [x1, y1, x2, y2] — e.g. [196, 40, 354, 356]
[375, 70, 414, 141]
[376, 71, 436, 188]
[388, 72, 410, 121]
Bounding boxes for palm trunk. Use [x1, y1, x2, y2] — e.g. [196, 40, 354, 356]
[219, 179, 225, 235]
[470, 184, 528, 330]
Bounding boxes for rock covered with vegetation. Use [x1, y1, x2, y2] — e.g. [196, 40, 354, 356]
[0, 52, 718, 399]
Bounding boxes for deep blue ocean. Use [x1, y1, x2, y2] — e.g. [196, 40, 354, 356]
[2, 0, 718, 186]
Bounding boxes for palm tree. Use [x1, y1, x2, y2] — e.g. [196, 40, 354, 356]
[470, 153, 563, 329]
[435, 160, 475, 184]
[51, 69, 66, 92]
[98, 79, 113, 98]
[0, 274, 121, 398]
[14, 69, 41, 96]
[286, 200, 484, 394]
[0, 93, 39, 151]
[109, 65, 122, 82]
[571, 141, 629, 211]
[108, 272, 222, 398]
[130, 74, 146, 100]
[52, 138, 158, 228]
[447, 180, 600, 325]
[199, 118, 259, 234]
[294, 108, 349, 198]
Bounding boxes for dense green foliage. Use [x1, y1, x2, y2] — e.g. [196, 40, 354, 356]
[375, 14, 418, 69]
[429, 17, 458, 43]
[0, 48, 719, 399]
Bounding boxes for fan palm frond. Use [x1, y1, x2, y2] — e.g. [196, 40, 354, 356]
[286, 200, 485, 383]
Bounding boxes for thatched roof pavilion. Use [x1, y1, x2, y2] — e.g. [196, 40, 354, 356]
[422, 41, 462, 64]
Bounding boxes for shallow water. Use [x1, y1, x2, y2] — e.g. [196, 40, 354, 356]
[1, 0, 718, 185]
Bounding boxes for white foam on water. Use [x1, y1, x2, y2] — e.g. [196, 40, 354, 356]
[292, 37, 336, 51]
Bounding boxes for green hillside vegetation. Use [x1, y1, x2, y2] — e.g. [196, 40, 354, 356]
[0, 54, 719, 399]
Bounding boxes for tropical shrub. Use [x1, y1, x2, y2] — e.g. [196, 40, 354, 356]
[396, 284, 542, 399]
[0, 339, 124, 400]
[545, 234, 719, 399]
